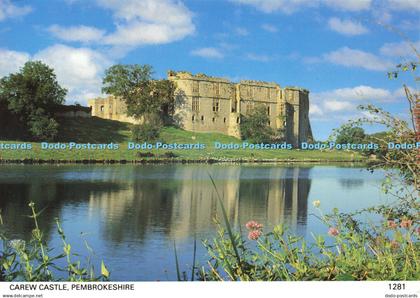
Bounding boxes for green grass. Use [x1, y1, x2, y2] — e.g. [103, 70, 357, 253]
[0, 117, 366, 162]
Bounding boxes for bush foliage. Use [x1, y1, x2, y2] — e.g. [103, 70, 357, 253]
[0, 61, 66, 141]
[240, 105, 274, 143]
[0, 203, 109, 281]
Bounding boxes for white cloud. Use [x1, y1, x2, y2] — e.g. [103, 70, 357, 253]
[98, 0, 195, 46]
[324, 47, 394, 71]
[104, 21, 190, 46]
[0, 45, 110, 104]
[230, 0, 370, 13]
[302, 55, 323, 64]
[379, 40, 420, 58]
[0, 0, 32, 21]
[51, 0, 195, 48]
[372, 9, 392, 24]
[309, 103, 323, 116]
[230, 0, 314, 13]
[397, 19, 420, 31]
[324, 100, 355, 112]
[315, 86, 394, 102]
[310, 85, 404, 119]
[261, 23, 278, 33]
[235, 27, 249, 36]
[0, 49, 30, 77]
[245, 53, 273, 62]
[34, 44, 112, 104]
[48, 25, 105, 43]
[323, 0, 371, 11]
[191, 47, 224, 59]
[328, 17, 368, 36]
[386, 0, 420, 11]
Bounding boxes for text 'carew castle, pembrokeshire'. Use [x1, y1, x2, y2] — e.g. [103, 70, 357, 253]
[89, 71, 313, 146]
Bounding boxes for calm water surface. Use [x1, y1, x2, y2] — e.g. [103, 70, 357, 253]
[0, 164, 393, 280]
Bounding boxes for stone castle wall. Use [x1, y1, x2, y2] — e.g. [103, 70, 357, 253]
[88, 96, 137, 123]
[89, 71, 313, 146]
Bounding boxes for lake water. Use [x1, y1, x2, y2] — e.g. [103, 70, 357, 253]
[0, 164, 393, 280]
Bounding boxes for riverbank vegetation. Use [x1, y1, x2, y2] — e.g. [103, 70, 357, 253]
[193, 101, 419, 280]
[0, 202, 109, 281]
[0, 118, 365, 162]
[192, 54, 419, 281]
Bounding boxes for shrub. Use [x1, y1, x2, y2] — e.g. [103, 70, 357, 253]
[28, 114, 59, 141]
[131, 123, 161, 142]
[136, 152, 155, 158]
[0, 202, 110, 281]
[240, 105, 274, 143]
[161, 151, 178, 158]
[198, 199, 419, 281]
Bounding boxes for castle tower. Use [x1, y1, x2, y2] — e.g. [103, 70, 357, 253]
[284, 87, 313, 147]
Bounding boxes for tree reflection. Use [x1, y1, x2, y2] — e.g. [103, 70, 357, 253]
[0, 165, 312, 245]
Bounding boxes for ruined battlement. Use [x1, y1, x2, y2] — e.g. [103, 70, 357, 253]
[284, 86, 310, 93]
[90, 71, 313, 146]
[167, 70, 231, 83]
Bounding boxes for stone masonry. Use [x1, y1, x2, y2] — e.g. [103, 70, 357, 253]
[89, 71, 313, 146]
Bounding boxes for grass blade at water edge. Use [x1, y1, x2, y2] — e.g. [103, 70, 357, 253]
[173, 241, 181, 281]
[208, 174, 244, 278]
[191, 235, 197, 281]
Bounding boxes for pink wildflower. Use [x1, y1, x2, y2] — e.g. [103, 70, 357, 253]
[245, 220, 263, 240]
[248, 229, 262, 240]
[328, 227, 339, 237]
[387, 220, 398, 229]
[400, 219, 413, 229]
[245, 220, 263, 231]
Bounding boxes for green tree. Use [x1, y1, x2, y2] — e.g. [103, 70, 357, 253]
[102, 64, 175, 124]
[334, 125, 366, 144]
[0, 61, 66, 140]
[240, 105, 274, 143]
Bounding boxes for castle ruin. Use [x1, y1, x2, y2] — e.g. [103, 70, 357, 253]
[89, 71, 313, 146]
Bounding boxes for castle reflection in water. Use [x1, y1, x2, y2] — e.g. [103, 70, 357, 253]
[84, 166, 312, 242]
[0, 165, 312, 243]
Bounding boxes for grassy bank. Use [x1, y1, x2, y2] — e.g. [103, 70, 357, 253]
[0, 117, 366, 163]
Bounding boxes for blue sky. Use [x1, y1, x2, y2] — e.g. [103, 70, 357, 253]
[0, 0, 419, 140]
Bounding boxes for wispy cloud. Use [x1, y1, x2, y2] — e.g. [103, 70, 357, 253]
[327, 17, 368, 36]
[234, 27, 249, 36]
[323, 47, 394, 71]
[48, 25, 105, 43]
[386, 0, 420, 11]
[48, 0, 195, 48]
[261, 23, 278, 33]
[230, 0, 371, 13]
[245, 53, 273, 62]
[310, 85, 403, 119]
[379, 40, 420, 58]
[0, 0, 32, 21]
[191, 47, 224, 59]
[0, 48, 30, 77]
[323, 0, 371, 12]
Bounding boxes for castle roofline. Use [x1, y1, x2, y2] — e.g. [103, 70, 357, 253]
[284, 86, 309, 93]
[239, 80, 280, 88]
[167, 70, 284, 88]
[167, 70, 231, 83]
